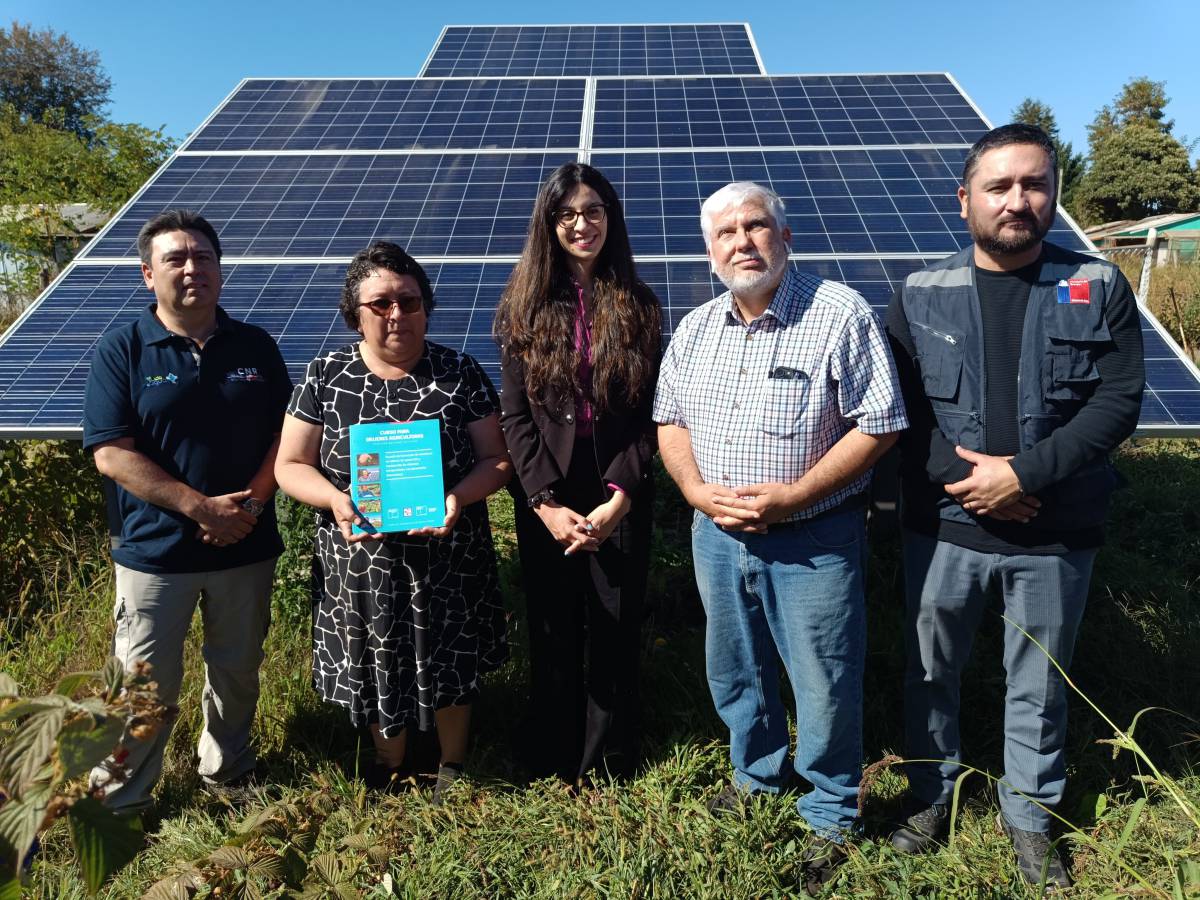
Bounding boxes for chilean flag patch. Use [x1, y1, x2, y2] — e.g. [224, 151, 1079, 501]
[1057, 278, 1091, 304]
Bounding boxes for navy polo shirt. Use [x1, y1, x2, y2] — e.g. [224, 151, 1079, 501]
[83, 305, 292, 574]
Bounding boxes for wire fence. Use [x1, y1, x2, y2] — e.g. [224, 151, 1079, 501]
[1093, 246, 1200, 362]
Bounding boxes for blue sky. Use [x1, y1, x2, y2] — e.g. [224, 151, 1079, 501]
[9, 0, 1198, 159]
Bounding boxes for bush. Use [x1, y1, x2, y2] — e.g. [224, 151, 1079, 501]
[0, 441, 107, 630]
[0, 658, 168, 895]
[1146, 261, 1200, 359]
[270, 495, 316, 628]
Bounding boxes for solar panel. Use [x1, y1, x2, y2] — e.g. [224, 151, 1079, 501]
[3, 21, 1199, 437]
[592, 75, 989, 149]
[8, 260, 1197, 434]
[78, 146, 1085, 263]
[592, 148, 1088, 255]
[185, 78, 586, 152]
[421, 24, 763, 77]
[80, 152, 578, 259]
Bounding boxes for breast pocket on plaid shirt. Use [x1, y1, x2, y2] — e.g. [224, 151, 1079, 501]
[761, 369, 811, 437]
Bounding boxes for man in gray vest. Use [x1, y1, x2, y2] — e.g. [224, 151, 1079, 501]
[884, 124, 1144, 888]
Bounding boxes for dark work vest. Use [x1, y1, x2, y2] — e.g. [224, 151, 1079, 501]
[900, 243, 1120, 531]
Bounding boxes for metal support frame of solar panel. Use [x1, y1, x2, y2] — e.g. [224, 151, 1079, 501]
[3, 28, 1200, 438]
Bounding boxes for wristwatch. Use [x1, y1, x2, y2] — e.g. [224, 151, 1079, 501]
[526, 488, 555, 509]
[242, 497, 267, 517]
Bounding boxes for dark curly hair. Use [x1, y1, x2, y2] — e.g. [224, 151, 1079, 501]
[339, 241, 435, 330]
[493, 163, 661, 412]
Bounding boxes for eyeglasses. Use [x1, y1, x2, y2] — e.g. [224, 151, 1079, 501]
[552, 204, 608, 228]
[358, 296, 424, 317]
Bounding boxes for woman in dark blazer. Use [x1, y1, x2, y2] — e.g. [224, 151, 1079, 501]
[494, 162, 662, 784]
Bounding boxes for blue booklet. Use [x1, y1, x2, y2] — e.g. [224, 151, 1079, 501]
[349, 420, 446, 534]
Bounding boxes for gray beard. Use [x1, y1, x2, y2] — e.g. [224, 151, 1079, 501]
[715, 256, 787, 296]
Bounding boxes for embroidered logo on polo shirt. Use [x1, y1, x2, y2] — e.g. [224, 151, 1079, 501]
[143, 373, 178, 388]
[224, 367, 266, 383]
[1056, 279, 1091, 305]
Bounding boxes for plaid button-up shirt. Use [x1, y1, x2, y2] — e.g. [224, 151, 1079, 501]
[653, 267, 908, 521]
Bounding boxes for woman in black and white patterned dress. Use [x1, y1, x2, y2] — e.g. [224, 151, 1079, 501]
[276, 242, 511, 798]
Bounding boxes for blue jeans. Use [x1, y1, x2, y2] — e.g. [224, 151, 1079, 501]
[692, 508, 866, 838]
[901, 531, 1096, 832]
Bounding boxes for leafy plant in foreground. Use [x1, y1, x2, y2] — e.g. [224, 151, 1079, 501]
[143, 786, 390, 899]
[0, 657, 169, 895]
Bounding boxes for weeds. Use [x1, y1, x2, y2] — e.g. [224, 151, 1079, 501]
[0, 439, 1197, 896]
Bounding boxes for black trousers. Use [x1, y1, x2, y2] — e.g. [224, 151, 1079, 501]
[513, 438, 652, 782]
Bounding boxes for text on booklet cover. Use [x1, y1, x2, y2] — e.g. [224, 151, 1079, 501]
[349, 420, 446, 533]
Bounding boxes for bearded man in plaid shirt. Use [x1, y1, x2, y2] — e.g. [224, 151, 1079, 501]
[654, 182, 907, 892]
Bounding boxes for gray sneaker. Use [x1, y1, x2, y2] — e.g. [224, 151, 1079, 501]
[890, 799, 949, 853]
[998, 813, 1072, 891]
[431, 764, 464, 807]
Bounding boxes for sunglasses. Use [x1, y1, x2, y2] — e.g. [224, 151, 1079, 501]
[553, 204, 608, 228]
[358, 296, 424, 316]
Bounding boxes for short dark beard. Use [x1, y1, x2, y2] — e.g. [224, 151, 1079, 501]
[975, 228, 1041, 256]
[968, 211, 1051, 257]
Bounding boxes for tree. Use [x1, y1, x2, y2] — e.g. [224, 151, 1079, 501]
[0, 25, 175, 307]
[1087, 76, 1174, 147]
[0, 22, 111, 139]
[1074, 78, 1200, 226]
[0, 104, 174, 291]
[1075, 122, 1200, 224]
[1011, 98, 1060, 141]
[1010, 98, 1086, 215]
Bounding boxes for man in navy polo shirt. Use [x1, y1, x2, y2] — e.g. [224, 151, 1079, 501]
[83, 209, 291, 811]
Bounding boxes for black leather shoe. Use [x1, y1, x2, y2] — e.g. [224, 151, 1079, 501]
[890, 799, 950, 853]
[998, 813, 1072, 891]
[201, 768, 259, 805]
[798, 834, 848, 896]
[707, 781, 752, 815]
[362, 761, 410, 794]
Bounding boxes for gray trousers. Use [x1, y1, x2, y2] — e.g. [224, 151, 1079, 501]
[89, 558, 275, 812]
[901, 530, 1095, 832]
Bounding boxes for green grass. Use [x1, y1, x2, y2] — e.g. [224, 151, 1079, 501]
[3, 439, 1199, 897]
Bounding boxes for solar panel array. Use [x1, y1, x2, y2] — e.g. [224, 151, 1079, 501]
[2, 22, 1198, 437]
